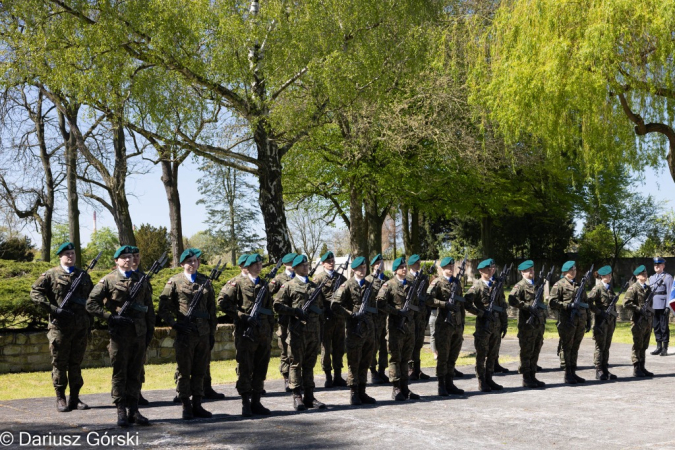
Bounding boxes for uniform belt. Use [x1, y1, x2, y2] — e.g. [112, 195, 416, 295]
[364, 306, 378, 314]
[190, 311, 210, 319]
[130, 303, 149, 313]
[575, 302, 589, 309]
[309, 305, 323, 315]
[258, 307, 273, 316]
[491, 305, 504, 313]
[70, 297, 87, 306]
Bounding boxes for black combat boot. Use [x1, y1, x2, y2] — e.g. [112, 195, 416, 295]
[324, 371, 334, 388]
[536, 365, 543, 372]
[408, 364, 418, 381]
[137, 392, 150, 406]
[633, 363, 646, 377]
[641, 362, 654, 377]
[522, 373, 539, 388]
[454, 368, 464, 378]
[486, 372, 503, 391]
[56, 389, 70, 412]
[596, 367, 608, 381]
[604, 364, 617, 380]
[401, 380, 420, 400]
[333, 370, 347, 387]
[651, 341, 662, 355]
[192, 396, 212, 418]
[241, 393, 252, 417]
[116, 401, 129, 427]
[251, 391, 272, 415]
[127, 399, 150, 426]
[370, 367, 385, 384]
[303, 387, 326, 409]
[564, 368, 577, 384]
[494, 360, 510, 374]
[572, 366, 585, 383]
[414, 360, 430, 380]
[293, 388, 306, 411]
[181, 397, 194, 420]
[358, 384, 376, 404]
[350, 385, 362, 405]
[173, 395, 181, 403]
[532, 375, 546, 388]
[477, 374, 492, 392]
[392, 380, 406, 401]
[377, 367, 390, 383]
[445, 375, 465, 395]
[203, 386, 225, 400]
[68, 388, 89, 410]
[283, 373, 291, 392]
[437, 377, 449, 397]
[661, 343, 669, 357]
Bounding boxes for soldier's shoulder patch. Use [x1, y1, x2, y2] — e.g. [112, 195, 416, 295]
[430, 279, 439, 286]
[270, 279, 277, 284]
[167, 279, 173, 285]
[98, 278, 105, 284]
[41, 272, 47, 277]
[229, 280, 238, 286]
[511, 284, 520, 294]
[280, 283, 286, 289]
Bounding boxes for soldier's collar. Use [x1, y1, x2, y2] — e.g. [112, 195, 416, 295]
[297, 275, 309, 284]
[61, 264, 75, 274]
[118, 268, 133, 278]
[184, 272, 197, 283]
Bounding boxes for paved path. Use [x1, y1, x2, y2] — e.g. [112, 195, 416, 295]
[0, 338, 674, 449]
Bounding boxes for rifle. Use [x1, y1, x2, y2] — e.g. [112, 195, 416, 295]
[444, 251, 468, 324]
[484, 263, 513, 322]
[118, 252, 169, 319]
[638, 276, 664, 324]
[397, 269, 423, 333]
[243, 259, 284, 341]
[570, 264, 594, 321]
[59, 251, 102, 309]
[525, 264, 555, 326]
[324, 254, 351, 319]
[353, 259, 383, 337]
[415, 260, 437, 302]
[308, 260, 321, 278]
[602, 278, 632, 324]
[182, 260, 225, 330]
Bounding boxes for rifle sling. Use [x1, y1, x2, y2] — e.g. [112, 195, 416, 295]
[257, 307, 273, 316]
[130, 303, 149, 313]
[309, 305, 323, 315]
[70, 297, 87, 306]
[189, 311, 210, 319]
[364, 306, 378, 314]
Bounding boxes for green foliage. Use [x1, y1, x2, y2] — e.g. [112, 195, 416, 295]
[578, 224, 615, 269]
[81, 227, 120, 270]
[0, 233, 35, 262]
[637, 211, 675, 257]
[134, 224, 171, 270]
[49, 224, 71, 263]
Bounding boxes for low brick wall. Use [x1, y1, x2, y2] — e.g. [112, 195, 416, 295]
[0, 324, 280, 374]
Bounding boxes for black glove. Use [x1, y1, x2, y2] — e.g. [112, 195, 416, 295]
[173, 321, 192, 334]
[209, 334, 215, 350]
[55, 307, 75, 319]
[294, 308, 307, 321]
[239, 314, 252, 325]
[598, 310, 608, 321]
[501, 327, 507, 338]
[446, 301, 458, 312]
[109, 315, 134, 326]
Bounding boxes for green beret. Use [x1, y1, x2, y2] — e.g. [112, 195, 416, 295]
[113, 245, 135, 259]
[282, 253, 297, 264]
[370, 254, 383, 266]
[633, 265, 647, 276]
[477, 258, 495, 270]
[351, 256, 366, 269]
[244, 253, 263, 268]
[186, 248, 202, 258]
[180, 249, 200, 264]
[561, 261, 576, 272]
[129, 246, 140, 254]
[392, 257, 406, 272]
[408, 254, 421, 266]
[56, 242, 75, 255]
[292, 254, 308, 267]
[440, 257, 455, 267]
[320, 251, 334, 262]
[237, 254, 249, 266]
[518, 260, 534, 271]
[597, 265, 612, 276]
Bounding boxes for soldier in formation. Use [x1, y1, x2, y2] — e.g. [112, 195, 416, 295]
[269, 252, 297, 392]
[407, 254, 431, 380]
[367, 254, 390, 384]
[588, 265, 619, 381]
[623, 265, 655, 377]
[31, 242, 94, 412]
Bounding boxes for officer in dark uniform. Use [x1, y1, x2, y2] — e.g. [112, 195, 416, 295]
[649, 256, 673, 356]
[31, 242, 93, 412]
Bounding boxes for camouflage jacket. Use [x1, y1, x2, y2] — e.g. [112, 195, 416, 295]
[313, 270, 346, 318]
[588, 282, 615, 315]
[269, 270, 294, 296]
[331, 276, 378, 327]
[427, 276, 466, 327]
[31, 266, 93, 329]
[218, 274, 274, 332]
[158, 272, 217, 337]
[273, 277, 325, 325]
[86, 269, 155, 337]
[549, 276, 589, 323]
[508, 278, 542, 327]
[623, 281, 653, 322]
[376, 277, 418, 319]
[464, 279, 507, 325]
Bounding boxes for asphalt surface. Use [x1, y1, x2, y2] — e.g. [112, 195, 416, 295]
[1, 337, 674, 449]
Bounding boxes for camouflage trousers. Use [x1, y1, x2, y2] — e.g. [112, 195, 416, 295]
[631, 317, 652, 364]
[277, 318, 290, 376]
[409, 307, 428, 366]
[386, 316, 414, 383]
[47, 322, 89, 392]
[557, 317, 586, 370]
[234, 323, 271, 395]
[175, 331, 210, 399]
[370, 314, 388, 372]
[288, 318, 321, 390]
[433, 319, 463, 378]
[108, 329, 146, 404]
[474, 316, 502, 378]
[517, 323, 544, 376]
[593, 316, 616, 369]
[321, 315, 345, 373]
[345, 320, 375, 386]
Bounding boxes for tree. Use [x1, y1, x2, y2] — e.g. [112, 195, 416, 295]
[81, 227, 119, 269]
[469, 0, 675, 183]
[134, 224, 171, 270]
[577, 225, 615, 270]
[287, 204, 330, 261]
[638, 211, 675, 257]
[0, 232, 35, 261]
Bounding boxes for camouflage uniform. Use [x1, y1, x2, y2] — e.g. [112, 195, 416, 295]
[366, 273, 390, 377]
[331, 277, 377, 391]
[407, 271, 430, 379]
[218, 274, 273, 396]
[464, 279, 507, 389]
[158, 272, 216, 399]
[270, 271, 294, 377]
[508, 278, 545, 385]
[588, 282, 616, 375]
[314, 270, 347, 381]
[31, 266, 93, 400]
[86, 270, 155, 405]
[549, 277, 588, 381]
[274, 277, 324, 391]
[623, 282, 654, 368]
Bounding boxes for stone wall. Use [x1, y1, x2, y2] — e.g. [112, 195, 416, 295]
[0, 324, 280, 374]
